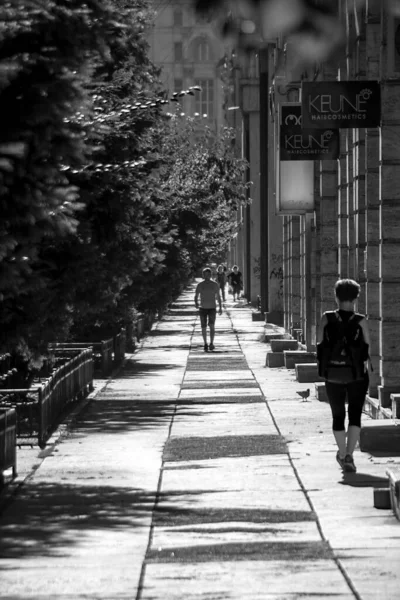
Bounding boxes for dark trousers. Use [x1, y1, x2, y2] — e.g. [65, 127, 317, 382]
[325, 374, 369, 431]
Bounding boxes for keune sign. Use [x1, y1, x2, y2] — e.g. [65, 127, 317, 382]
[301, 81, 381, 129]
[280, 104, 339, 161]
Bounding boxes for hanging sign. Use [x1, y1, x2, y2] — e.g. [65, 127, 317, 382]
[276, 153, 315, 215]
[280, 104, 339, 161]
[301, 81, 381, 129]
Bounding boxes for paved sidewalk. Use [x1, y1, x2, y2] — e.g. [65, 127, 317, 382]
[0, 283, 399, 599]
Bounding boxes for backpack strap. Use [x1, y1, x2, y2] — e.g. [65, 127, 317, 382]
[352, 312, 365, 324]
[323, 311, 364, 343]
[323, 311, 342, 342]
[325, 311, 339, 323]
[353, 313, 374, 372]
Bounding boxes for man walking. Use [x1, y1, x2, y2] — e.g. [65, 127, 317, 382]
[194, 268, 222, 352]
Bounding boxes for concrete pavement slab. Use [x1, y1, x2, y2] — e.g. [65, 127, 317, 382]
[151, 520, 323, 548]
[179, 389, 262, 398]
[174, 396, 264, 404]
[1, 284, 400, 599]
[161, 457, 302, 491]
[170, 404, 279, 437]
[228, 304, 400, 599]
[184, 370, 254, 380]
[141, 561, 353, 599]
[181, 381, 259, 389]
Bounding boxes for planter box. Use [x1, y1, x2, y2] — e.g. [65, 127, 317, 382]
[360, 419, 400, 456]
[284, 351, 316, 369]
[378, 385, 400, 409]
[252, 311, 265, 321]
[315, 382, 329, 403]
[270, 339, 298, 352]
[264, 333, 286, 343]
[386, 468, 400, 521]
[296, 363, 323, 383]
[266, 352, 284, 368]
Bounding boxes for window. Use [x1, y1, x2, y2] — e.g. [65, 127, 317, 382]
[194, 79, 214, 118]
[174, 42, 183, 61]
[196, 40, 210, 61]
[173, 9, 183, 27]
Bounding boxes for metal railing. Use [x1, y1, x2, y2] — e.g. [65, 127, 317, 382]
[136, 316, 146, 340]
[0, 348, 93, 447]
[49, 339, 113, 377]
[113, 328, 126, 364]
[0, 408, 17, 486]
[136, 312, 156, 340]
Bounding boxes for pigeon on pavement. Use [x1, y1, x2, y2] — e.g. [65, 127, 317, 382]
[297, 389, 310, 402]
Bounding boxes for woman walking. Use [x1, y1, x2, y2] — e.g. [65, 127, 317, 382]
[216, 264, 227, 301]
[318, 279, 371, 473]
[228, 265, 243, 302]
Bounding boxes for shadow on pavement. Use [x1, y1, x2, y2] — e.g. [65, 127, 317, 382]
[0, 485, 220, 559]
[146, 329, 192, 337]
[164, 434, 287, 461]
[117, 361, 182, 377]
[0, 485, 156, 558]
[146, 540, 333, 563]
[153, 506, 317, 526]
[69, 401, 210, 435]
[166, 310, 198, 316]
[340, 473, 389, 487]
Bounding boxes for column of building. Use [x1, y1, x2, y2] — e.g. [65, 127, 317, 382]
[299, 216, 306, 343]
[240, 78, 261, 304]
[309, 213, 317, 348]
[289, 217, 301, 335]
[364, 8, 381, 397]
[354, 127, 367, 314]
[378, 11, 400, 406]
[338, 130, 350, 277]
[314, 54, 340, 328]
[354, 12, 368, 312]
[267, 48, 284, 325]
[282, 217, 290, 331]
[347, 127, 357, 280]
[346, 8, 357, 282]
[317, 160, 339, 315]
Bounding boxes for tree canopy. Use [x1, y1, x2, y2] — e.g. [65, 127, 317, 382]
[0, 0, 250, 360]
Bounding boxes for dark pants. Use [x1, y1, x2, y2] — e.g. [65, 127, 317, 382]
[199, 308, 216, 328]
[325, 374, 369, 430]
[232, 283, 241, 297]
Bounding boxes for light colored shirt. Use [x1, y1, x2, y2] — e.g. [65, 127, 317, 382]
[195, 280, 220, 309]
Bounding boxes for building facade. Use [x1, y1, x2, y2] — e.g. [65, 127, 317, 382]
[147, 0, 227, 131]
[229, 2, 400, 410]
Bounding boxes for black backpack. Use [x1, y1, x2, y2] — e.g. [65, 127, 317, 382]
[317, 311, 369, 384]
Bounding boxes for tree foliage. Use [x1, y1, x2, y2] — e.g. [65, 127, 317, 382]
[0, 0, 131, 348]
[0, 0, 250, 360]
